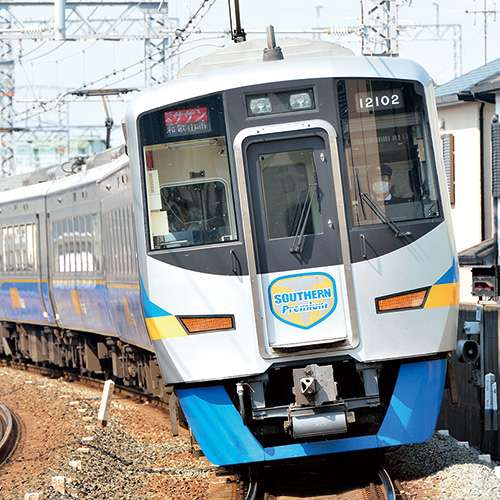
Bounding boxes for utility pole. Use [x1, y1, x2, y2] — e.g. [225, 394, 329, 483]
[466, 0, 499, 65]
[360, 0, 399, 56]
[0, 1, 179, 177]
[0, 5, 15, 176]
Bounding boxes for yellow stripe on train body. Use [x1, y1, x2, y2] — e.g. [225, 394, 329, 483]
[424, 283, 459, 309]
[145, 315, 188, 340]
[10, 287, 22, 308]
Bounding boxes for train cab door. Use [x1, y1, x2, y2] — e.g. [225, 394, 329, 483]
[241, 128, 354, 351]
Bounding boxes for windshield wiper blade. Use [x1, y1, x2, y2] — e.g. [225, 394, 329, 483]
[355, 168, 411, 238]
[290, 183, 317, 254]
[355, 168, 367, 220]
[360, 191, 412, 238]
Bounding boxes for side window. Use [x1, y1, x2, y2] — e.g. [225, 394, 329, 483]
[7, 226, 14, 272]
[127, 206, 139, 280]
[140, 94, 237, 252]
[26, 224, 34, 272]
[19, 225, 27, 273]
[144, 137, 237, 250]
[92, 214, 101, 272]
[80, 216, 88, 274]
[0, 227, 4, 273]
[13, 225, 21, 273]
[85, 215, 93, 273]
[52, 214, 100, 275]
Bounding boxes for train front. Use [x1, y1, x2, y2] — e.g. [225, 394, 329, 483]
[125, 43, 458, 466]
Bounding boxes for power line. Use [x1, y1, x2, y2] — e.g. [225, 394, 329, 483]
[466, 0, 499, 65]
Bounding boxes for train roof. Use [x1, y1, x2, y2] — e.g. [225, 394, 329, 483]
[177, 38, 354, 77]
[0, 146, 128, 205]
[126, 39, 432, 122]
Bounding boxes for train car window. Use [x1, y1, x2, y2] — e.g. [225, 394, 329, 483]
[91, 214, 101, 272]
[85, 215, 93, 273]
[127, 206, 139, 280]
[52, 221, 59, 274]
[6, 226, 13, 273]
[2, 226, 8, 273]
[143, 136, 237, 250]
[0, 227, 6, 273]
[13, 225, 21, 273]
[73, 218, 81, 273]
[80, 217, 87, 273]
[337, 79, 441, 228]
[19, 225, 26, 273]
[0, 227, 3, 273]
[120, 207, 128, 275]
[27, 223, 36, 272]
[123, 206, 133, 276]
[51, 215, 99, 276]
[258, 149, 323, 239]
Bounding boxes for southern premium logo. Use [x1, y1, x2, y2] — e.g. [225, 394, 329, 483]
[268, 272, 337, 329]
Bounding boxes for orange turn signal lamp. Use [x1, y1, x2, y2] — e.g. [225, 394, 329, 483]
[177, 315, 235, 334]
[376, 288, 429, 313]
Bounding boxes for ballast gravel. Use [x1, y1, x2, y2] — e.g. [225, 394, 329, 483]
[0, 366, 215, 499]
[386, 432, 500, 499]
[1, 364, 500, 499]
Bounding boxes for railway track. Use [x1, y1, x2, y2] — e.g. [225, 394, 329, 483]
[0, 400, 19, 466]
[237, 454, 411, 500]
[0, 358, 170, 410]
[0, 359, 413, 500]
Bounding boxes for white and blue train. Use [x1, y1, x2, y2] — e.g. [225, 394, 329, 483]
[0, 37, 458, 466]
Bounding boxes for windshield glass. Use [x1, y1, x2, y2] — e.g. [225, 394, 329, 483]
[337, 79, 441, 227]
[143, 136, 237, 250]
[258, 148, 322, 240]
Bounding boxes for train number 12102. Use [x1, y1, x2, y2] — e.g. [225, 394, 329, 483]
[355, 90, 403, 113]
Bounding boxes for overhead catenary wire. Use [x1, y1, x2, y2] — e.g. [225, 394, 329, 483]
[10, 0, 219, 124]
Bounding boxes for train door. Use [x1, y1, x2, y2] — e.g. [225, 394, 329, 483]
[35, 212, 53, 323]
[45, 213, 60, 325]
[242, 129, 353, 350]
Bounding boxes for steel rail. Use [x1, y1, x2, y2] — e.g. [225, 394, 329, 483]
[378, 466, 396, 500]
[244, 481, 258, 500]
[0, 402, 15, 464]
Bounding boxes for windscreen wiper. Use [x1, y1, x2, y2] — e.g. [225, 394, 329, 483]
[290, 183, 317, 254]
[360, 192, 412, 238]
[355, 169, 411, 239]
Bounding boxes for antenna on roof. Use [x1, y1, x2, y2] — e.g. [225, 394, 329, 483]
[263, 25, 284, 61]
[228, 0, 246, 43]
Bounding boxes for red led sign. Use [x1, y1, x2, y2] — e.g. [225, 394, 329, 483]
[164, 107, 208, 126]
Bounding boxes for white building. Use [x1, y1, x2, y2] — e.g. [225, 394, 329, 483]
[435, 59, 500, 302]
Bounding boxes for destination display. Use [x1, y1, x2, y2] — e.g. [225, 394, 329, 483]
[164, 106, 212, 136]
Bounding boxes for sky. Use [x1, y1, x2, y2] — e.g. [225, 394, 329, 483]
[7, 0, 500, 156]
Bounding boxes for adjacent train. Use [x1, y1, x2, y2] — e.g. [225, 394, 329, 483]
[0, 37, 459, 466]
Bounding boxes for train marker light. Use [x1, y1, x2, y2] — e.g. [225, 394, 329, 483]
[376, 288, 429, 313]
[178, 315, 235, 334]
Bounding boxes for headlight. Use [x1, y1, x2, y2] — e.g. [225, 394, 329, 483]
[248, 97, 272, 115]
[289, 91, 314, 110]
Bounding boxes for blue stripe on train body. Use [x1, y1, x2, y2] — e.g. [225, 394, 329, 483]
[0, 278, 149, 348]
